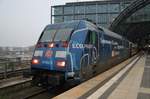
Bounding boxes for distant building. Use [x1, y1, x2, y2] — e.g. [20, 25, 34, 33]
[0, 46, 34, 60]
[51, 0, 133, 28]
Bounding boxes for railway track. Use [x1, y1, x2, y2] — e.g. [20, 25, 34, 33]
[22, 80, 80, 99]
[0, 78, 81, 99]
[0, 79, 48, 99]
[23, 88, 47, 99]
[0, 79, 31, 99]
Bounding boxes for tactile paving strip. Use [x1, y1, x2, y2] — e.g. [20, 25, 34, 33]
[137, 93, 150, 99]
[138, 55, 150, 99]
[141, 56, 150, 88]
[141, 68, 150, 88]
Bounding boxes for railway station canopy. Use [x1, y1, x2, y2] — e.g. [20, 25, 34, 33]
[109, 0, 150, 47]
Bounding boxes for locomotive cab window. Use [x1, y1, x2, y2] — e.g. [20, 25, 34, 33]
[39, 21, 78, 42]
[54, 28, 73, 41]
[40, 29, 56, 42]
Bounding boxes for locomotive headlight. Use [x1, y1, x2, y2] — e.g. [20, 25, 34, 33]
[32, 59, 39, 64]
[48, 42, 55, 48]
[56, 60, 66, 67]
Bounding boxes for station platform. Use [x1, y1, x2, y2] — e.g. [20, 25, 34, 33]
[107, 55, 149, 99]
[53, 53, 150, 99]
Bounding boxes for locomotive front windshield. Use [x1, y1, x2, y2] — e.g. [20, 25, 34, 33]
[40, 29, 56, 42]
[39, 21, 79, 42]
[54, 28, 73, 41]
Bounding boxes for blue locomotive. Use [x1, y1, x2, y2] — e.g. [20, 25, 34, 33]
[31, 20, 136, 86]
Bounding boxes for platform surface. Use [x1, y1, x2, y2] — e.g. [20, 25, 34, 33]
[107, 54, 150, 99]
[107, 55, 146, 99]
[88, 54, 150, 99]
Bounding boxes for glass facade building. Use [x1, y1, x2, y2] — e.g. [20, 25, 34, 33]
[51, 0, 133, 28]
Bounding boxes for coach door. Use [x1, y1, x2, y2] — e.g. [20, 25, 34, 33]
[89, 30, 99, 63]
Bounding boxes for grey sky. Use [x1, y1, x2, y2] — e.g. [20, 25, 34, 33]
[0, 0, 98, 47]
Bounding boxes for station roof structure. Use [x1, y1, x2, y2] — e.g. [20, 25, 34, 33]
[109, 0, 150, 46]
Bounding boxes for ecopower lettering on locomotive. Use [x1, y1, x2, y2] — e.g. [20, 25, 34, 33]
[31, 20, 137, 86]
